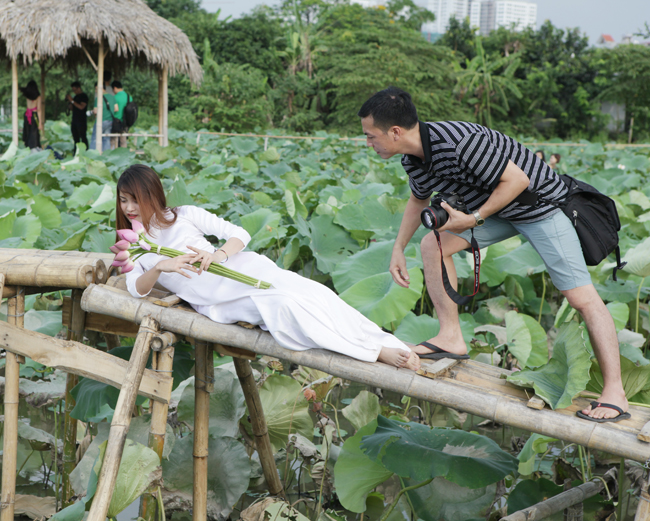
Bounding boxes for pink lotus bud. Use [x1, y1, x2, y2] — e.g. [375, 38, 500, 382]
[116, 229, 139, 243]
[114, 240, 131, 251]
[131, 220, 145, 235]
[109, 245, 120, 254]
[111, 258, 129, 267]
[114, 250, 130, 262]
[121, 260, 135, 273]
[139, 239, 151, 251]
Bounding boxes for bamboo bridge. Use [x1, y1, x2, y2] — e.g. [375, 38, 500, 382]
[0, 249, 649, 521]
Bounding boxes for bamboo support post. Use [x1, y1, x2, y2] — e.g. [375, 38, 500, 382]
[62, 289, 85, 505]
[140, 332, 176, 521]
[1, 284, 24, 521]
[635, 479, 650, 521]
[80, 284, 650, 463]
[193, 341, 212, 521]
[11, 59, 18, 147]
[39, 62, 46, 132]
[158, 66, 168, 147]
[87, 316, 160, 521]
[501, 469, 616, 521]
[233, 357, 285, 498]
[96, 38, 104, 153]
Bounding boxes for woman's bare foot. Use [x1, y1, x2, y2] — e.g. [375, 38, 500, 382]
[404, 350, 421, 371]
[378, 347, 415, 369]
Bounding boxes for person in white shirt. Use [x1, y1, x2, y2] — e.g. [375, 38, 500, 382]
[117, 164, 420, 371]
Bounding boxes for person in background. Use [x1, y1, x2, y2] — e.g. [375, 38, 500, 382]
[549, 153, 561, 170]
[89, 83, 116, 152]
[534, 150, 545, 162]
[65, 81, 89, 155]
[19, 80, 41, 150]
[111, 80, 129, 149]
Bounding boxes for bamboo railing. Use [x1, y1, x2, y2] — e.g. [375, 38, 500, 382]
[80, 283, 650, 464]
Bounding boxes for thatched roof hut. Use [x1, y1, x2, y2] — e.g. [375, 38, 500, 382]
[0, 0, 203, 151]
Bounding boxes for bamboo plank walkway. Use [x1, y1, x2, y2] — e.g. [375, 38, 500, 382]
[80, 282, 650, 463]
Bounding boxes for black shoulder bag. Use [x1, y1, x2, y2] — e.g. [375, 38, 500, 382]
[104, 97, 123, 134]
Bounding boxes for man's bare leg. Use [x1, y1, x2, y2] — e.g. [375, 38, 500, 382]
[411, 231, 471, 357]
[563, 284, 628, 419]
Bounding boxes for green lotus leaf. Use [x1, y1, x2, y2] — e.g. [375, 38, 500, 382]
[13, 214, 42, 247]
[505, 311, 548, 368]
[618, 237, 650, 277]
[517, 434, 558, 475]
[507, 322, 592, 410]
[361, 415, 518, 488]
[606, 301, 629, 332]
[240, 208, 287, 251]
[587, 356, 650, 399]
[394, 312, 440, 345]
[338, 268, 423, 329]
[162, 434, 251, 520]
[333, 420, 393, 513]
[405, 477, 497, 521]
[507, 478, 564, 514]
[309, 214, 359, 274]
[24, 310, 63, 337]
[244, 374, 313, 452]
[66, 182, 103, 210]
[342, 391, 381, 432]
[229, 137, 259, 156]
[176, 369, 246, 438]
[31, 194, 62, 229]
[493, 241, 547, 278]
[166, 177, 194, 207]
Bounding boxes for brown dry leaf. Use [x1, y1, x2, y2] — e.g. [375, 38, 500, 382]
[240, 497, 281, 521]
[14, 494, 56, 520]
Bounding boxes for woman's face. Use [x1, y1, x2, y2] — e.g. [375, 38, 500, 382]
[119, 191, 142, 223]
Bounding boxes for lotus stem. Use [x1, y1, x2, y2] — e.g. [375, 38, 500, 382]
[538, 273, 546, 324]
[636, 277, 645, 334]
[378, 477, 433, 521]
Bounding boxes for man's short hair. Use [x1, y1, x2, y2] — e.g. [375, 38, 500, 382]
[111, 80, 123, 89]
[104, 70, 112, 82]
[357, 87, 419, 132]
[71, 81, 81, 89]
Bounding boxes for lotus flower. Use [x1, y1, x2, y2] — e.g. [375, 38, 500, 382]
[121, 260, 135, 273]
[109, 245, 120, 254]
[111, 258, 129, 267]
[116, 228, 139, 243]
[114, 250, 130, 262]
[131, 220, 145, 235]
[138, 239, 151, 251]
[114, 239, 131, 251]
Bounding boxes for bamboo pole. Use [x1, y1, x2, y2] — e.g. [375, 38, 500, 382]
[233, 358, 285, 498]
[161, 66, 169, 147]
[39, 62, 46, 133]
[62, 289, 85, 505]
[0, 319, 172, 403]
[87, 316, 160, 521]
[501, 469, 616, 521]
[96, 37, 104, 153]
[0, 248, 114, 261]
[635, 479, 650, 521]
[140, 333, 176, 521]
[80, 284, 650, 463]
[0, 254, 107, 289]
[1, 284, 24, 521]
[193, 341, 212, 521]
[158, 69, 164, 147]
[11, 59, 18, 147]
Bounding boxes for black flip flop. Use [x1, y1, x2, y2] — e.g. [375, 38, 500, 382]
[417, 341, 469, 360]
[575, 401, 631, 423]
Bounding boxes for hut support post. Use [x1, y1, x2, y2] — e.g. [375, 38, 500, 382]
[140, 339, 176, 521]
[86, 316, 160, 521]
[11, 59, 18, 147]
[62, 289, 86, 505]
[158, 66, 168, 147]
[39, 62, 46, 132]
[193, 341, 213, 521]
[233, 357, 285, 498]
[635, 479, 650, 520]
[96, 38, 104, 153]
[1, 283, 24, 521]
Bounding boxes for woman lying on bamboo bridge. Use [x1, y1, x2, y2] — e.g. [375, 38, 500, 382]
[115, 164, 420, 371]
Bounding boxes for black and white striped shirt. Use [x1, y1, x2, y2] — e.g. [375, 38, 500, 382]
[401, 121, 568, 223]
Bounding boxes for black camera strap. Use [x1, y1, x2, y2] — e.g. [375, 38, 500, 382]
[433, 228, 481, 306]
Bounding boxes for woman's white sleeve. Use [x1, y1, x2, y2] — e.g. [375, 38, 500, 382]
[125, 261, 152, 298]
[187, 206, 251, 247]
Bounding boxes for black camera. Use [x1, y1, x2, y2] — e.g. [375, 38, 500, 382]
[421, 192, 469, 230]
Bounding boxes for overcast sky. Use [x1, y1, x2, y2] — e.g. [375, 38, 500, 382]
[200, 0, 649, 45]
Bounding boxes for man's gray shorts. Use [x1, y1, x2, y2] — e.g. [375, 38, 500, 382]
[450, 210, 592, 291]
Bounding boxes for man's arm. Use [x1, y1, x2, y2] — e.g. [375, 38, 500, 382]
[438, 160, 530, 233]
[390, 193, 430, 287]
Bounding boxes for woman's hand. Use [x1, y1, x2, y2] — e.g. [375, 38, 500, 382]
[155, 254, 200, 279]
[187, 246, 225, 274]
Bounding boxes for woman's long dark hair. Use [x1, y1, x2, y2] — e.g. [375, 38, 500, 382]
[116, 165, 178, 234]
[20, 80, 40, 101]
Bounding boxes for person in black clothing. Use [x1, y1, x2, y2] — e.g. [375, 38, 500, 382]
[19, 80, 41, 149]
[66, 82, 89, 155]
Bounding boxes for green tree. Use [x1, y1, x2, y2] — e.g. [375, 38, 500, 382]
[455, 37, 522, 127]
[437, 16, 476, 60]
[145, 0, 204, 19]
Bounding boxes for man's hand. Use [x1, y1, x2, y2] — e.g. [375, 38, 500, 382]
[65, 94, 72, 102]
[436, 201, 476, 234]
[390, 249, 410, 287]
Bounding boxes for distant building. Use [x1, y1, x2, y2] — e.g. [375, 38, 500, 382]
[597, 34, 616, 48]
[421, 0, 469, 39]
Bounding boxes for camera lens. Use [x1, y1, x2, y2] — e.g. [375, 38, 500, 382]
[421, 206, 448, 230]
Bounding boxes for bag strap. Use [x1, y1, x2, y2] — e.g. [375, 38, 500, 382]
[434, 228, 481, 305]
[612, 246, 627, 282]
[103, 96, 116, 120]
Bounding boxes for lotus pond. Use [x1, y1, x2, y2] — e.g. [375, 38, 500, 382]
[0, 121, 649, 521]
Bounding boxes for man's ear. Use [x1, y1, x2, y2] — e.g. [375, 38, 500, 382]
[389, 125, 403, 140]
